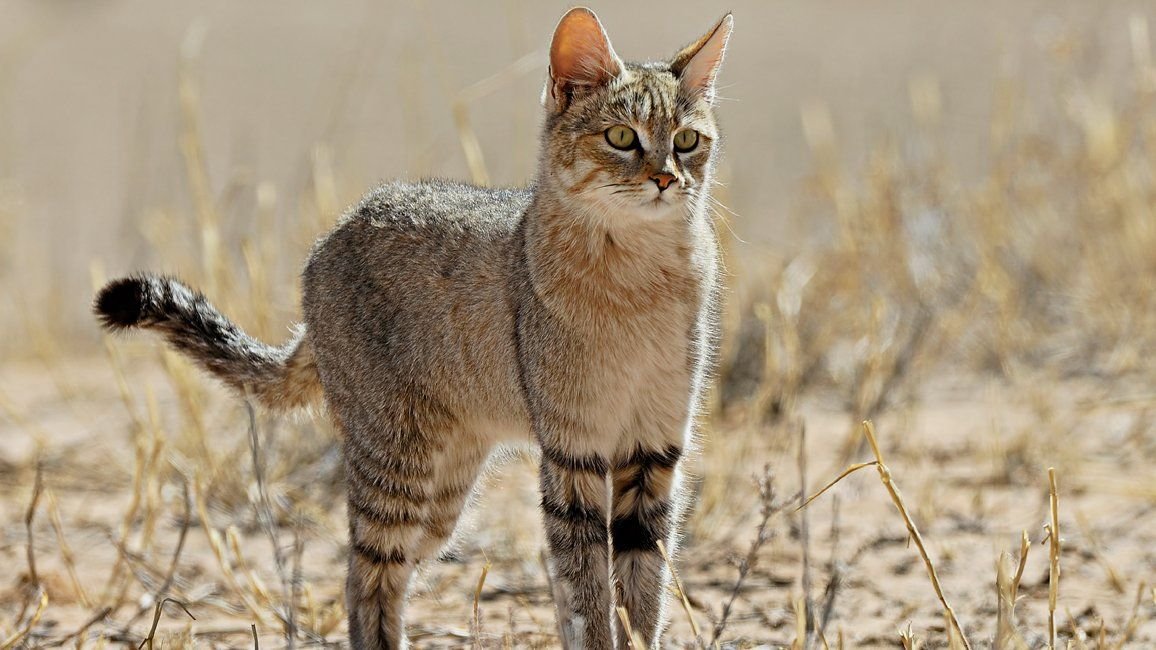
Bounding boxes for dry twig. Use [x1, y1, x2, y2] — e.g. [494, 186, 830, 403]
[471, 557, 492, 647]
[799, 422, 972, 649]
[710, 466, 782, 646]
[1046, 467, 1061, 649]
[3, 462, 47, 650]
[658, 539, 702, 643]
[138, 598, 195, 650]
[246, 399, 297, 647]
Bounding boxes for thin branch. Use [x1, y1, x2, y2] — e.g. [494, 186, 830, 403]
[818, 496, 843, 638]
[1046, 468, 1061, 649]
[798, 422, 815, 649]
[658, 539, 702, 643]
[710, 466, 784, 646]
[861, 421, 972, 650]
[124, 478, 193, 628]
[246, 399, 297, 648]
[138, 598, 195, 650]
[24, 462, 44, 590]
[45, 606, 112, 647]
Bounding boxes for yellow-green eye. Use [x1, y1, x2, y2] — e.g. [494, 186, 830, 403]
[605, 125, 638, 150]
[673, 129, 699, 153]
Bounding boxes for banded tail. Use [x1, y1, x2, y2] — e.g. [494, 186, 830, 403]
[94, 275, 322, 411]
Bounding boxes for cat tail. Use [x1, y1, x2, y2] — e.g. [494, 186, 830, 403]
[93, 275, 322, 412]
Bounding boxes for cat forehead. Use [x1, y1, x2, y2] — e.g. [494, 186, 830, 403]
[601, 63, 709, 124]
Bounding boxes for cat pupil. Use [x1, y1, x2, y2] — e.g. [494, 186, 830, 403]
[674, 129, 699, 152]
[607, 125, 637, 150]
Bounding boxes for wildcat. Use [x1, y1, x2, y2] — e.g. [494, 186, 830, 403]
[93, 8, 731, 649]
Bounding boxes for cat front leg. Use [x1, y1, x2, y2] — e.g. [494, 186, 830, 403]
[610, 435, 686, 649]
[538, 439, 615, 650]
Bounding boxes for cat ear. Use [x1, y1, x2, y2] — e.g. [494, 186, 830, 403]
[545, 7, 623, 113]
[671, 13, 733, 103]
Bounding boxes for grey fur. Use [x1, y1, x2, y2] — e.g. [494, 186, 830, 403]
[94, 9, 733, 649]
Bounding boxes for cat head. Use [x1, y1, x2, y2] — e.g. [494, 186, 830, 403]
[539, 8, 732, 224]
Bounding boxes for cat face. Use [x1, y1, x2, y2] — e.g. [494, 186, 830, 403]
[541, 9, 732, 224]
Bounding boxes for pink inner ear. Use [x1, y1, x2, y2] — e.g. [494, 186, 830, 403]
[550, 9, 621, 88]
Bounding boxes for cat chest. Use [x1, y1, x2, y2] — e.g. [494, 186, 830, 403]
[582, 299, 698, 385]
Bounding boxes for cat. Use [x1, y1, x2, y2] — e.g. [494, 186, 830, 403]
[93, 7, 731, 649]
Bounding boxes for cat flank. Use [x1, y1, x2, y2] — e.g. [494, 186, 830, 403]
[94, 8, 732, 649]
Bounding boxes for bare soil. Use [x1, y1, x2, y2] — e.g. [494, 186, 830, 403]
[3, 357, 1154, 648]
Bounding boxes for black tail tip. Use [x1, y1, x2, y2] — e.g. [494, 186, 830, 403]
[94, 277, 148, 330]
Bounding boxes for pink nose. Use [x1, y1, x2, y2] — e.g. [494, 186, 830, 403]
[650, 173, 677, 191]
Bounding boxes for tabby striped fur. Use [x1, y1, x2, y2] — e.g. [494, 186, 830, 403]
[94, 8, 732, 648]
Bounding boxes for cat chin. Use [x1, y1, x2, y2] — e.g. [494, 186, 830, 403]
[603, 194, 683, 222]
[634, 196, 686, 219]
[572, 195, 685, 225]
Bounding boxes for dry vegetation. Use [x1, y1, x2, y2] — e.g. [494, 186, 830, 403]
[4, 10, 1156, 650]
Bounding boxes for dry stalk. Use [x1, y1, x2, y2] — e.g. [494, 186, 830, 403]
[1074, 510, 1124, 594]
[801, 423, 971, 648]
[471, 557, 492, 648]
[123, 479, 193, 629]
[790, 594, 807, 649]
[540, 550, 572, 650]
[614, 607, 645, 649]
[290, 519, 308, 639]
[105, 388, 167, 614]
[1046, 467, 1061, 649]
[1013, 531, 1030, 597]
[657, 539, 701, 642]
[861, 421, 972, 649]
[1111, 581, 1147, 648]
[45, 489, 92, 607]
[452, 49, 544, 185]
[995, 532, 1031, 650]
[99, 379, 157, 608]
[157, 480, 193, 601]
[797, 422, 815, 650]
[817, 496, 843, 639]
[23, 462, 44, 593]
[138, 598, 195, 650]
[796, 461, 879, 512]
[899, 622, 922, 650]
[5, 462, 47, 650]
[45, 605, 112, 647]
[245, 399, 297, 647]
[946, 609, 965, 650]
[0, 589, 48, 650]
[177, 20, 224, 297]
[227, 527, 274, 602]
[192, 477, 273, 625]
[710, 466, 782, 646]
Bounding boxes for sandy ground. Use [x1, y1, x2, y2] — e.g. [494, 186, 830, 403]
[3, 356, 1155, 648]
[3, 2, 1156, 647]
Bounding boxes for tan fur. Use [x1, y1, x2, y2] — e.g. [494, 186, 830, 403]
[94, 8, 733, 649]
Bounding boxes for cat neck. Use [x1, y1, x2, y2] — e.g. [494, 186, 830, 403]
[521, 186, 708, 314]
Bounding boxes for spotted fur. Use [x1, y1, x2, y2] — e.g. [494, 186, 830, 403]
[93, 8, 732, 649]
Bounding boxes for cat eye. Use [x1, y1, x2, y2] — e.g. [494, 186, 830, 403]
[673, 129, 700, 153]
[605, 125, 638, 150]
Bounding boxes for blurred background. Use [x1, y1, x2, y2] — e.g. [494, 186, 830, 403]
[4, 1, 1156, 647]
[2, 0, 1152, 351]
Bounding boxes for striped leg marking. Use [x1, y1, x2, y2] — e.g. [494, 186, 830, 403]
[343, 432, 432, 650]
[344, 434, 489, 650]
[539, 446, 614, 650]
[611, 444, 683, 648]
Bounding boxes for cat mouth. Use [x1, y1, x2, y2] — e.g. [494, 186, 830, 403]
[648, 194, 679, 208]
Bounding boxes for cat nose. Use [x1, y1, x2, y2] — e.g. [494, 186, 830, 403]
[649, 173, 677, 192]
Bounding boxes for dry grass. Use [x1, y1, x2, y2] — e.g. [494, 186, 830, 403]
[3, 8, 1156, 649]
